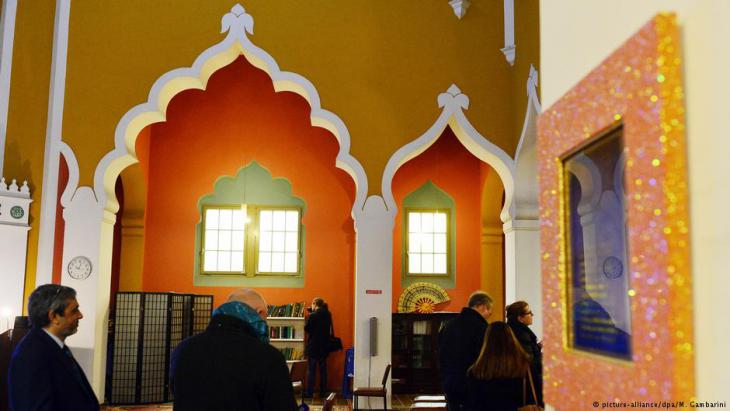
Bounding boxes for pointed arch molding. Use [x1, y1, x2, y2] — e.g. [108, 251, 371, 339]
[382, 85, 516, 222]
[513, 65, 542, 219]
[92, 3, 367, 215]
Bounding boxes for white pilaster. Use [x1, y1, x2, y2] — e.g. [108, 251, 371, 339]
[353, 196, 393, 409]
[35, 0, 71, 286]
[61, 187, 114, 401]
[0, 177, 31, 332]
[0, 0, 18, 175]
[501, 0, 516, 65]
[503, 218, 542, 338]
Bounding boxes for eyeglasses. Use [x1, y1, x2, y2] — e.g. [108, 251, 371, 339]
[521, 311, 533, 316]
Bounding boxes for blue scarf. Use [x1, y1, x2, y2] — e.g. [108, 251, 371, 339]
[213, 301, 269, 343]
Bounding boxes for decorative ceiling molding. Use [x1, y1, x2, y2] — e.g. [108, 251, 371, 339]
[448, 0, 470, 19]
[93, 3, 368, 218]
[501, 0, 515, 65]
[381, 84, 515, 223]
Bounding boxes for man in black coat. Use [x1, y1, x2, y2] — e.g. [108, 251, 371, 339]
[170, 288, 297, 411]
[438, 291, 493, 411]
[8, 284, 99, 411]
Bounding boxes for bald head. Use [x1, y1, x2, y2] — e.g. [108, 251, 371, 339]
[226, 288, 268, 320]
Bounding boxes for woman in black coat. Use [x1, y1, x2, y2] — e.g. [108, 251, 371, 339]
[506, 301, 543, 407]
[304, 297, 332, 398]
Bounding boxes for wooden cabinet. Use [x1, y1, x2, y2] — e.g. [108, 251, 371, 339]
[391, 312, 457, 394]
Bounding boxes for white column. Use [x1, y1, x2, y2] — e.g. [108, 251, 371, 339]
[61, 186, 114, 400]
[35, 0, 71, 286]
[0, 0, 18, 175]
[353, 196, 393, 409]
[503, 218, 542, 338]
[0, 178, 31, 332]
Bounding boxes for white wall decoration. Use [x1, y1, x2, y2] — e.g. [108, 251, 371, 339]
[501, 0, 516, 65]
[0, 177, 31, 333]
[448, 0, 471, 19]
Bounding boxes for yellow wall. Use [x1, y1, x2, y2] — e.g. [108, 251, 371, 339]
[3, 1, 55, 310]
[61, 1, 536, 192]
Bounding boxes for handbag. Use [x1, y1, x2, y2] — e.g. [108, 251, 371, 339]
[327, 318, 343, 353]
[517, 368, 543, 411]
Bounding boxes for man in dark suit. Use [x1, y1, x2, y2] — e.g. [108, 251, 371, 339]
[8, 284, 99, 411]
[438, 291, 493, 411]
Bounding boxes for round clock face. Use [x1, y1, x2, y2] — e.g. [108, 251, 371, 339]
[10, 206, 24, 219]
[67, 256, 93, 280]
[602, 256, 624, 279]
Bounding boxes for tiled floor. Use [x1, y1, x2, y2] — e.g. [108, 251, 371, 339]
[100, 393, 423, 410]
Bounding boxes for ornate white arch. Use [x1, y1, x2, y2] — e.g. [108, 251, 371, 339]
[381, 84, 516, 222]
[568, 154, 603, 216]
[93, 3, 367, 216]
[513, 65, 542, 220]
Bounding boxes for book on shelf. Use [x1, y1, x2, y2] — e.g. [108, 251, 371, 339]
[267, 302, 306, 318]
[278, 347, 304, 361]
[270, 325, 297, 339]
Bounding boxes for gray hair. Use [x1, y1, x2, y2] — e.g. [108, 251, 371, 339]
[28, 284, 77, 328]
[467, 290, 493, 309]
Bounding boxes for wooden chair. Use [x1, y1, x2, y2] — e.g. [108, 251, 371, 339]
[322, 392, 337, 411]
[352, 364, 391, 410]
[289, 360, 307, 403]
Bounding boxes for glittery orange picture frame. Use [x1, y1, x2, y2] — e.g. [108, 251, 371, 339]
[538, 14, 694, 408]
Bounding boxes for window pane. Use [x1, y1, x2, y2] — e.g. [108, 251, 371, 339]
[271, 252, 285, 272]
[285, 232, 298, 252]
[259, 210, 273, 231]
[408, 213, 420, 233]
[434, 213, 447, 233]
[218, 251, 231, 271]
[232, 210, 246, 230]
[231, 251, 244, 271]
[258, 252, 271, 272]
[409, 232, 421, 253]
[218, 231, 232, 251]
[272, 210, 286, 231]
[285, 211, 299, 231]
[219, 209, 232, 229]
[408, 253, 421, 273]
[272, 232, 286, 252]
[422, 213, 434, 233]
[421, 254, 434, 273]
[259, 231, 272, 252]
[421, 233, 434, 253]
[205, 209, 219, 230]
[231, 231, 244, 251]
[204, 251, 218, 271]
[434, 253, 447, 274]
[434, 233, 447, 253]
[205, 230, 218, 250]
[284, 252, 298, 272]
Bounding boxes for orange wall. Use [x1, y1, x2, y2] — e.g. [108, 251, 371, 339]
[391, 128, 484, 312]
[139, 57, 355, 390]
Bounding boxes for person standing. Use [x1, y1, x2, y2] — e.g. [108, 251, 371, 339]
[8, 284, 99, 411]
[506, 301, 543, 407]
[304, 297, 332, 399]
[170, 288, 297, 411]
[465, 321, 537, 411]
[438, 291, 493, 410]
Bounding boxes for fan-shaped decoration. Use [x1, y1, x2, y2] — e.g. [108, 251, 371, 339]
[397, 282, 450, 313]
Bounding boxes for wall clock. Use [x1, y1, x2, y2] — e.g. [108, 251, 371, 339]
[67, 256, 93, 280]
[602, 256, 624, 279]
